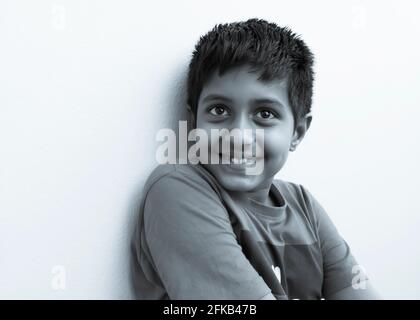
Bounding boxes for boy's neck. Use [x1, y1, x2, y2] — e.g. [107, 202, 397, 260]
[228, 178, 275, 207]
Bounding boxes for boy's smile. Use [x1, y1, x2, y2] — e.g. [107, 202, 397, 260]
[192, 64, 308, 205]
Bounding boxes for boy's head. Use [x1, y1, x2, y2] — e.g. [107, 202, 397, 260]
[186, 18, 315, 193]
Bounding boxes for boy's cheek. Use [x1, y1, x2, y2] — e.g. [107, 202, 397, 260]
[263, 134, 291, 160]
[263, 154, 289, 178]
[262, 135, 292, 175]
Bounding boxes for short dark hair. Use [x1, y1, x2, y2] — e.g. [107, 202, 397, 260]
[186, 18, 315, 127]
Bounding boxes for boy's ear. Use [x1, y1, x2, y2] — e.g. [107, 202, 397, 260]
[290, 113, 312, 152]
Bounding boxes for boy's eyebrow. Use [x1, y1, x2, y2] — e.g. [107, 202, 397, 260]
[201, 94, 285, 108]
[201, 94, 233, 103]
[251, 98, 285, 109]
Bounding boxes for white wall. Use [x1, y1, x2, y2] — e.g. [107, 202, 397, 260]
[1, 0, 419, 299]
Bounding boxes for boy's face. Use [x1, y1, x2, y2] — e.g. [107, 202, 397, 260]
[193, 64, 305, 193]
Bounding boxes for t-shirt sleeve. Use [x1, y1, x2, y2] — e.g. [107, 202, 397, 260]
[300, 185, 369, 297]
[142, 170, 273, 300]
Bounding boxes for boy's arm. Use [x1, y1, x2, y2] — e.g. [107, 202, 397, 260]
[142, 172, 277, 300]
[300, 185, 381, 300]
[325, 279, 381, 299]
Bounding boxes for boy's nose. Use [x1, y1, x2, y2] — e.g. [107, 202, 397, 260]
[220, 115, 256, 157]
[231, 114, 255, 143]
[226, 112, 247, 131]
[228, 127, 254, 145]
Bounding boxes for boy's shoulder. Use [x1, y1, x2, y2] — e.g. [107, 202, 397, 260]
[146, 164, 309, 197]
[273, 179, 324, 225]
[144, 164, 315, 209]
[273, 178, 304, 197]
[272, 178, 315, 210]
[143, 163, 221, 196]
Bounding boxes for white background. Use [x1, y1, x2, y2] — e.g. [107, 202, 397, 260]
[1, 0, 419, 299]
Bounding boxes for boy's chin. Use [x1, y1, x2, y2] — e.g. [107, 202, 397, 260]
[204, 165, 266, 192]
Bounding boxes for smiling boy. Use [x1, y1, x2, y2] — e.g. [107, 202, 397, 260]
[131, 18, 379, 300]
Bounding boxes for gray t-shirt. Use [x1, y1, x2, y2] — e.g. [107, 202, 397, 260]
[130, 163, 365, 300]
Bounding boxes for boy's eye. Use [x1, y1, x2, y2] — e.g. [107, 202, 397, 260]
[255, 109, 275, 119]
[209, 105, 229, 116]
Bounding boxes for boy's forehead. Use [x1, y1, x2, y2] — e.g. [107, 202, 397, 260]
[199, 65, 288, 104]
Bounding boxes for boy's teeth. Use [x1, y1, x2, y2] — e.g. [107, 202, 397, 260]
[231, 157, 256, 165]
[219, 154, 256, 165]
[232, 158, 244, 164]
[246, 158, 256, 165]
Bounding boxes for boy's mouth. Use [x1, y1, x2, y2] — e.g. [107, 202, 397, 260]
[218, 153, 258, 166]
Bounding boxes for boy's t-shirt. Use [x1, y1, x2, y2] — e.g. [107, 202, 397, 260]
[131, 163, 366, 300]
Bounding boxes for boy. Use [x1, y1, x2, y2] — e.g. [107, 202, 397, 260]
[131, 18, 379, 299]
